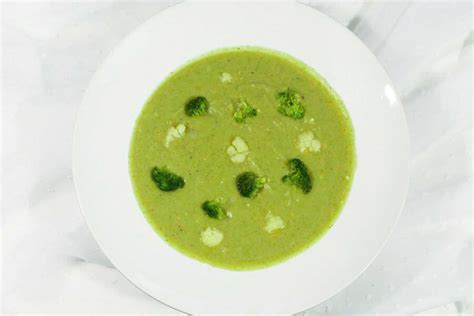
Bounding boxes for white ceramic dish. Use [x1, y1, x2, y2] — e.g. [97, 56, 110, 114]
[73, 2, 409, 314]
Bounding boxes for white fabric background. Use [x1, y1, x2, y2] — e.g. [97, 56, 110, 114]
[2, 1, 472, 314]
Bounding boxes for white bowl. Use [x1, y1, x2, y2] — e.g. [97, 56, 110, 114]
[73, 2, 409, 314]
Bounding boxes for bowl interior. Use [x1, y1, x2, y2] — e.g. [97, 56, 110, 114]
[73, 2, 409, 313]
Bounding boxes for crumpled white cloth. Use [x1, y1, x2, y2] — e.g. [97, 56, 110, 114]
[2, 1, 472, 314]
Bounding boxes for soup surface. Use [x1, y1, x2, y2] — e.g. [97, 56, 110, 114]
[129, 47, 355, 270]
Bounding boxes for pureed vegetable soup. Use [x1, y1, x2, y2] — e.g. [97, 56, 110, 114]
[129, 47, 355, 270]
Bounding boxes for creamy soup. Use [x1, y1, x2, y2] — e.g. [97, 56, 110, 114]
[129, 47, 355, 270]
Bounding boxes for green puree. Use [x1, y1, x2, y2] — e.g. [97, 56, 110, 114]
[129, 47, 355, 270]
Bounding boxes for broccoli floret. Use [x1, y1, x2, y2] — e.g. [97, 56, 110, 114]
[233, 99, 257, 123]
[202, 200, 227, 219]
[277, 88, 305, 119]
[282, 158, 312, 193]
[151, 167, 185, 192]
[185, 96, 209, 117]
[236, 172, 267, 198]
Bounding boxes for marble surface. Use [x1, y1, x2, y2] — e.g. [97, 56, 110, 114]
[2, 1, 472, 314]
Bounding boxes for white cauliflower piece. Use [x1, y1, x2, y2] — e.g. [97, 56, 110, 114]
[264, 211, 285, 233]
[297, 131, 321, 153]
[164, 124, 186, 148]
[226, 136, 249, 163]
[200, 227, 223, 247]
[220, 72, 232, 83]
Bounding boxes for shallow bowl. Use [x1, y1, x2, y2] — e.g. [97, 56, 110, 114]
[73, 2, 410, 313]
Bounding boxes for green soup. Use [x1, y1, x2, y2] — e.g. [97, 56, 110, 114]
[129, 47, 355, 270]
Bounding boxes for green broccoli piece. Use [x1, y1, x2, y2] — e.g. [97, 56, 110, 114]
[276, 88, 305, 119]
[233, 99, 257, 123]
[185, 96, 209, 117]
[236, 172, 267, 198]
[202, 200, 227, 219]
[151, 167, 185, 192]
[282, 158, 312, 193]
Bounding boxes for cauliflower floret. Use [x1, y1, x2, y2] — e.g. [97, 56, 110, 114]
[164, 124, 186, 148]
[200, 227, 223, 247]
[297, 131, 321, 153]
[220, 72, 232, 83]
[226, 136, 249, 163]
[264, 211, 285, 233]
